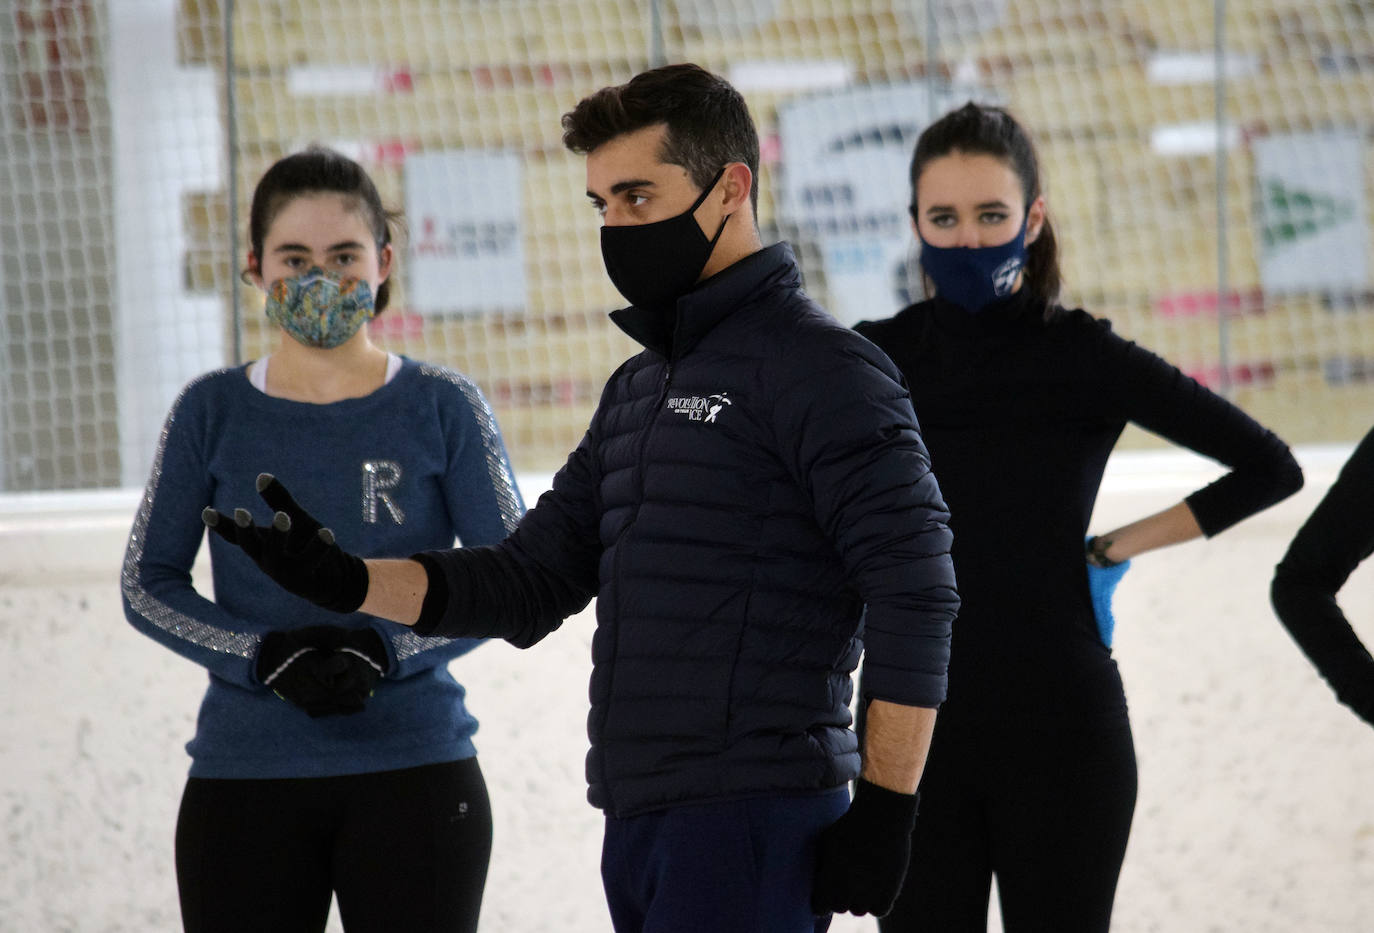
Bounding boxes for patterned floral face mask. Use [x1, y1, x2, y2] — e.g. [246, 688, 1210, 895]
[264, 266, 376, 349]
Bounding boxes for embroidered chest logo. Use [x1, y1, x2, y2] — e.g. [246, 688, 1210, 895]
[665, 392, 732, 423]
[362, 460, 405, 524]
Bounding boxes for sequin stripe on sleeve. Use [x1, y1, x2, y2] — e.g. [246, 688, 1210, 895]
[418, 364, 523, 534]
[398, 365, 526, 662]
[392, 628, 454, 661]
[120, 376, 259, 660]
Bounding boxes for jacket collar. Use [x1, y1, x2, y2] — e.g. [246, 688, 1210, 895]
[610, 243, 801, 359]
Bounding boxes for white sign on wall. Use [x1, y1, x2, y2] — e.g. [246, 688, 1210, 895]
[405, 150, 527, 314]
[1253, 131, 1367, 294]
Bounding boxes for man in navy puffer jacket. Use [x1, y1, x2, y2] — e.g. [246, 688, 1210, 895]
[207, 64, 959, 932]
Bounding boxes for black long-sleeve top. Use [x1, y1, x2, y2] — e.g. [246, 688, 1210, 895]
[856, 290, 1303, 732]
[1271, 425, 1374, 727]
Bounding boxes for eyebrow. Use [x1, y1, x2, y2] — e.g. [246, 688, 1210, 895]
[272, 240, 367, 253]
[924, 200, 1013, 213]
[585, 179, 657, 200]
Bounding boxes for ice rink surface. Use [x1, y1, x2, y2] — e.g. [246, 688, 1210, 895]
[2, 449, 1372, 932]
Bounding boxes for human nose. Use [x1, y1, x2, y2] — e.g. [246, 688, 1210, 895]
[953, 221, 981, 249]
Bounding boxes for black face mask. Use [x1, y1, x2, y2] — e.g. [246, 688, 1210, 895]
[600, 167, 730, 312]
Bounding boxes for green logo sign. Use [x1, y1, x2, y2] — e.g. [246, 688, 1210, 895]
[1261, 179, 1355, 249]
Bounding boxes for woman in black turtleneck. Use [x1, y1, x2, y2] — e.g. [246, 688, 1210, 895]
[854, 102, 1304, 933]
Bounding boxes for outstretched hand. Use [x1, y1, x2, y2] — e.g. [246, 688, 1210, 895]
[203, 473, 369, 613]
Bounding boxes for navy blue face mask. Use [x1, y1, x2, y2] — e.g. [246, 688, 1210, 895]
[915, 212, 1029, 313]
[600, 168, 730, 312]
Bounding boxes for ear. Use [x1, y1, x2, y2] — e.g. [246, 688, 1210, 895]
[377, 242, 394, 283]
[242, 251, 265, 289]
[1025, 195, 1047, 246]
[719, 162, 753, 216]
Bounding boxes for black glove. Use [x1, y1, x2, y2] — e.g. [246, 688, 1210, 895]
[811, 778, 920, 917]
[256, 625, 388, 717]
[203, 473, 369, 613]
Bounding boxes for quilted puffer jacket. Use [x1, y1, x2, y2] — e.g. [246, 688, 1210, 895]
[417, 243, 959, 817]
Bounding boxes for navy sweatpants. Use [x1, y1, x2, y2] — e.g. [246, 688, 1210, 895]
[601, 789, 851, 933]
[879, 721, 1137, 933]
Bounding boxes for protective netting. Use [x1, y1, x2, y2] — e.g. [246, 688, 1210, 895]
[2, 0, 1372, 489]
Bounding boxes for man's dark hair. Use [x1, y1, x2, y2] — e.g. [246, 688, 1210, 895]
[561, 63, 760, 215]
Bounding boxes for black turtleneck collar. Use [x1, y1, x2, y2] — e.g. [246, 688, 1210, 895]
[609, 243, 801, 359]
[923, 285, 1043, 337]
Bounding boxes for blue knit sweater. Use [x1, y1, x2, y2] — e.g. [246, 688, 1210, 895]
[122, 358, 524, 779]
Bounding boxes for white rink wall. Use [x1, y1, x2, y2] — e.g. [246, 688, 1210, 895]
[2, 450, 1373, 933]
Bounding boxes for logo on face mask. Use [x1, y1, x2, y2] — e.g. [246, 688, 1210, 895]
[600, 168, 731, 313]
[991, 256, 1024, 297]
[265, 266, 376, 349]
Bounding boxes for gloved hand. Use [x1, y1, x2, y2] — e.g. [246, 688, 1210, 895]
[256, 625, 388, 717]
[811, 778, 919, 917]
[203, 473, 369, 613]
[1085, 536, 1131, 648]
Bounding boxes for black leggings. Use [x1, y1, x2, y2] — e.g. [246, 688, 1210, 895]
[880, 721, 1137, 933]
[175, 758, 492, 933]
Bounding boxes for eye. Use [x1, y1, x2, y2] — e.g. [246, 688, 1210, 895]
[333, 252, 356, 267]
[980, 211, 1010, 224]
[928, 213, 956, 228]
[628, 194, 649, 207]
[282, 256, 306, 270]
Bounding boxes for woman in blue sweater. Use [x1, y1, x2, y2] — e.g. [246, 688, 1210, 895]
[854, 104, 1303, 932]
[122, 148, 524, 933]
